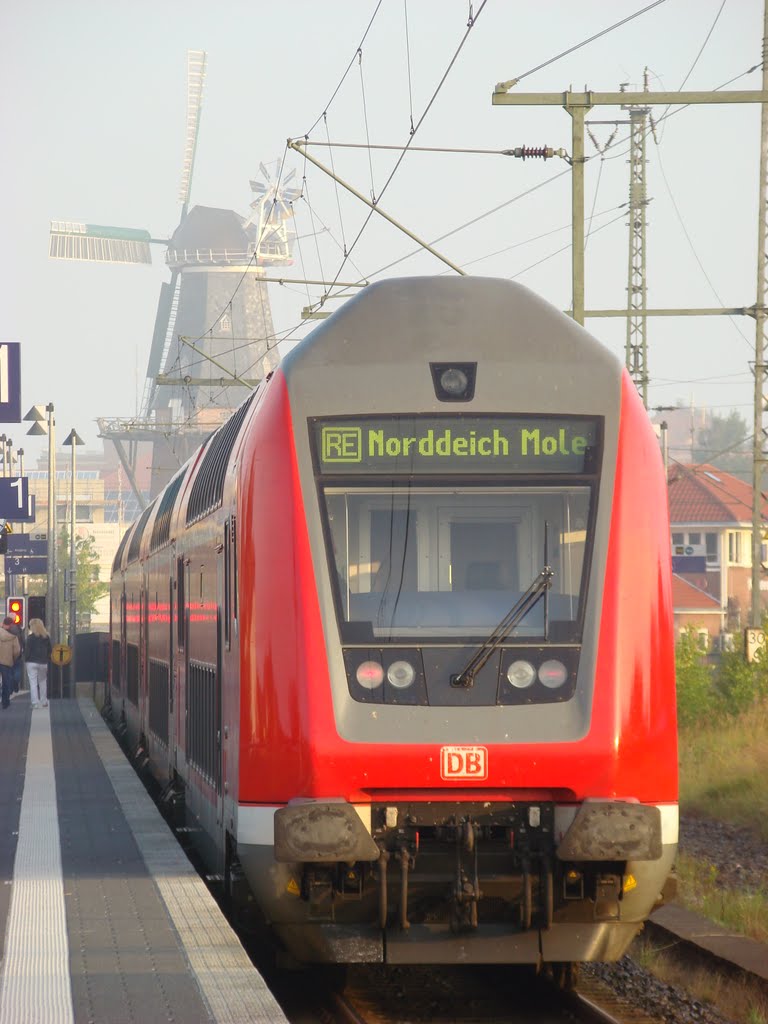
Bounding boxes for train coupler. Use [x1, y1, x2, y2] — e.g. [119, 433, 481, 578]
[450, 820, 481, 932]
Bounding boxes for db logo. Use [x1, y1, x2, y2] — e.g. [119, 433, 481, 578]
[440, 745, 488, 780]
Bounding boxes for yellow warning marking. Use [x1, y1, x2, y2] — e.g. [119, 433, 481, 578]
[623, 874, 637, 893]
[286, 878, 300, 896]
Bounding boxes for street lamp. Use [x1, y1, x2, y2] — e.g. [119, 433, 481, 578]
[63, 429, 84, 695]
[24, 404, 57, 644]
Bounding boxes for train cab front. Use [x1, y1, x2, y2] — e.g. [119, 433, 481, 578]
[247, 280, 678, 967]
[247, 406, 675, 965]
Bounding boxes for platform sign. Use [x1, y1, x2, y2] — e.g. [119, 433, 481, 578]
[4, 556, 46, 574]
[0, 478, 31, 521]
[5, 535, 47, 557]
[0, 344, 21, 423]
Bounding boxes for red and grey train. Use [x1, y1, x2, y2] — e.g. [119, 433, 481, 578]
[109, 277, 677, 967]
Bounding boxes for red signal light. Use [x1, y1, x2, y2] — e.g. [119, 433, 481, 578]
[6, 597, 25, 628]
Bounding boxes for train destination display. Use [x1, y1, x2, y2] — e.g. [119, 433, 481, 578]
[314, 416, 600, 474]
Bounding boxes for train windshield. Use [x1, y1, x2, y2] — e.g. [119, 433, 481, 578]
[321, 485, 593, 643]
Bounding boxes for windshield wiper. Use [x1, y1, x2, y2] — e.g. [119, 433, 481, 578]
[451, 558, 554, 690]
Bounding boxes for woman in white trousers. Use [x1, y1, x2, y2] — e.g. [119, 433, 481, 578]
[25, 618, 52, 708]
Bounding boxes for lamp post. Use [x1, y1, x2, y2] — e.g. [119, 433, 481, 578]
[63, 429, 84, 696]
[24, 404, 57, 644]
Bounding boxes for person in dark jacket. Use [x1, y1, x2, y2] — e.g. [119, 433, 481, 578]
[25, 618, 52, 708]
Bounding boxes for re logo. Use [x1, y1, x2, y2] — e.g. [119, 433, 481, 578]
[322, 426, 362, 463]
[440, 745, 488, 780]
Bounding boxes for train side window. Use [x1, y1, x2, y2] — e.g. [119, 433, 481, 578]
[224, 518, 231, 650]
[177, 557, 185, 649]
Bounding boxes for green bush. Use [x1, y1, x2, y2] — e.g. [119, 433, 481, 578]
[715, 644, 768, 714]
[675, 627, 716, 727]
[675, 625, 768, 727]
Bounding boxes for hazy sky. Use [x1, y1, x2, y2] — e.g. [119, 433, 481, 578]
[1, 0, 763, 468]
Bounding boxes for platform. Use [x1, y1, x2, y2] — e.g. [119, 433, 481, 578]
[0, 693, 287, 1024]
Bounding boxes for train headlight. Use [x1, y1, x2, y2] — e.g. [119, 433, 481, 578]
[538, 659, 568, 688]
[386, 660, 416, 689]
[507, 660, 536, 689]
[356, 661, 385, 689]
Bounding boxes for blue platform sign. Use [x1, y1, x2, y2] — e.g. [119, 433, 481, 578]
[4, 555, 46, 575]
[6, 535, 47, 556]
[0, 478, 32, 521]
[0, 343, 21, 423]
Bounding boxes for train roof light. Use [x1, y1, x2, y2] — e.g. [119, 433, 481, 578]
[430, 361, 476, 402]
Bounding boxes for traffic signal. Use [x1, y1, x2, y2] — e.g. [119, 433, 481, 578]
[6, 596, 25, 628]
[28, 595, 46, 626]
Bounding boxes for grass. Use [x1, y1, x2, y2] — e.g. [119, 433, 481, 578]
[631, 934, 768, 1024]
[678, 702, 768, 842]
[623, 701, 768, 1022]
[675, 852, 768, 943]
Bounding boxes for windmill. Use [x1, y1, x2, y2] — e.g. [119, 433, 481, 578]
[49, 51, 298, 503]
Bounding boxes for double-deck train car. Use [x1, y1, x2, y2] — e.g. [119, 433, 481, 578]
[109, 276, 677, 969]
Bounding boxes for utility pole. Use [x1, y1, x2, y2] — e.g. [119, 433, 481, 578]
[751, 3, 768, 626]
[491, 86, 768, 327]
[492, 78, 768, 626]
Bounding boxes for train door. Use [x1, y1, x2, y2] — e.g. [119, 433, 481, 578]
[167, 569, 175, 771]
[175, 554, 187, 774]
[140, 575, 149, 737]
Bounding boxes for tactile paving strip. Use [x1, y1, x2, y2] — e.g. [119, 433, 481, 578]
[0, 705, 74, 1024]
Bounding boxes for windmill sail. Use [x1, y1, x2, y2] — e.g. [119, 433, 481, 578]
[179, 50, 207, 213]
[49, 222, 152, 264]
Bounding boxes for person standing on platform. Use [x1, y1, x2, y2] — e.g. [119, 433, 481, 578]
[0, 620, 20, 709]
[25, 619, 51, 709]
[3, 616, 24, 693]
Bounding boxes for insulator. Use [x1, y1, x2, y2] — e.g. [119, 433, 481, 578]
[513, 146, 554, 160]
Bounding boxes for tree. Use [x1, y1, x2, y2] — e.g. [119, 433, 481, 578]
[693, 410, 751, 480]
[56, 528, 109, 630]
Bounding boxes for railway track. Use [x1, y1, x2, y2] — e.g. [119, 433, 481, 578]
[296, 964, 666, 1024]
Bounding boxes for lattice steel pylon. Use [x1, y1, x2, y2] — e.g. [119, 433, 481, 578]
[751, 10, 768, 625]
[623, 76, 651, 408]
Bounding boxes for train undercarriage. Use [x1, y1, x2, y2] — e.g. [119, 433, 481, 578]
[238, 799, 673, 966]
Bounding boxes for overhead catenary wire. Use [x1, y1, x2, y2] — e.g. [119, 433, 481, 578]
[303, 0, 385, 138]
[495, 0, 669, 90]
[404, 0, 415, 134]
[319, 0, 490, 294]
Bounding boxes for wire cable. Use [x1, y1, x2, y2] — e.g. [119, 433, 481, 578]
[656, 146, 753, 350]
[500, 0, 668, 87]
[303, 1, 385, 137]
[322, 0, 490, 293]
[404, 0, 415, 135]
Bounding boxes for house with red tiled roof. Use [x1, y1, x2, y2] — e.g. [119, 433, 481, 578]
[671, 574, 724, 641]
[667, 462, 768, 645]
